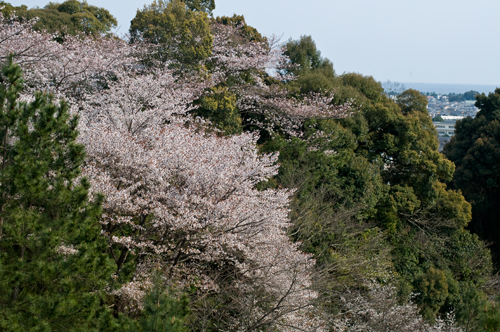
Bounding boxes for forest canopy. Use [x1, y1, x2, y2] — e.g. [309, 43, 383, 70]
[0, 1, 499, 331]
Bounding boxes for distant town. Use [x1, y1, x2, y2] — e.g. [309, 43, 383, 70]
[384, 83, 482, 150]
[424, 91, 480, 150]
[426, 94, 479, 119]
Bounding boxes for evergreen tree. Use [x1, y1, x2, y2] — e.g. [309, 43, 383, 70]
[283, 35, 340, 94]
[0, 57, 118, 331]
[0, 0, 117, 38]
[137, 270, 190, 332]
[271, 37, 494, 324]
[444, 89, 500, 266]
[184, 0, 214, 13]
[129, 0, 212, 70]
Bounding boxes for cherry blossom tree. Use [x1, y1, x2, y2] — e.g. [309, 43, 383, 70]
[207, 22, 351, 138]
[76, 68, 322, 330]
[0, 13, 352, 330]
[331, 282, 463, 332]
[0, 13, 136, 98]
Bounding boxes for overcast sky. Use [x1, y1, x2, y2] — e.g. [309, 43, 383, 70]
[11, 0, 500, 85]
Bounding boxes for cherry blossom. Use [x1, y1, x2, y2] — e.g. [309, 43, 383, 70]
[0, 13, 136, 98]
[208, 23, 351, 137]
[332, 282, 463, 332]
[77, 60, 321, 329]
[0, 14, 354, 330]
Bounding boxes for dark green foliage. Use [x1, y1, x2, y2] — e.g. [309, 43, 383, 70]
[259, 123, 391, 306]
[194, 15, 267, 135]
[348, 83, 494, 323]
[423, 91, 438, 98]
[479, 301, 500, 332]
[284, 36, 340, 94]
[451, 284, 500, 331]
[0, 57, 120, 331]
[448, 93, 466, 102]
[442, 91, 479, 102]
[260, 118, 382, 213]
[464, 90, 480, 101]
[257, 87, 391, 312]
[343, 79, 490, 321]
[136, 271, 190, 332]
[414, 267, 449, 320]
[214, 14, 265, 42]
[261, 36, 495, 324]
[444, 89, 500, 266]
[0, 0, 117, 37]
[184, 0, 214, 13]
[448, 91, 481, 102]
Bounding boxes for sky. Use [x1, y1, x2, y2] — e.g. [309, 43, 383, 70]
[10, 0, 500, 85]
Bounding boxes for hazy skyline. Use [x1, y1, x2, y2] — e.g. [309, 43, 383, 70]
[10, 0, 500, 85]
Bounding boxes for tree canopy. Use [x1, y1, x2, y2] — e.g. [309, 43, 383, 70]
[266, 35, 494, 325]
[130, 0, 212, 69]
[444, 89, 500, 265]
[283, 35, 339, 94]
[0, 0, 117, 37]
[1, 2, 499, 331]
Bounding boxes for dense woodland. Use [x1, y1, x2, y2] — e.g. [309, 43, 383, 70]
[0, 0, 500, 331]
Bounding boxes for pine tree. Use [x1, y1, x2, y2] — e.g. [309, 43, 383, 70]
[0, 57, 117, 331]
[138, 269, 190, 332]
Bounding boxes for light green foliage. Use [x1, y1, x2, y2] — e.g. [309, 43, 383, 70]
[285, 35, 326, 73]
[0, 0, 117, 37]
[130, 0, 212, 70]
[0, 58, 121, 331]
[195, 87, 242, 135]
[0, 1, 28, 16]
[397, 88, 429, 114]
[342, 73, 385, 102]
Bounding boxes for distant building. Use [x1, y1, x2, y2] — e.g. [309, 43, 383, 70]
[441, 116, 465, 121]
[433, 116, 464, 151]
[434, 121, 456, 137]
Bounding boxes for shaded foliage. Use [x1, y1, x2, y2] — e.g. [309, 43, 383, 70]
[444, 89, 500, 266]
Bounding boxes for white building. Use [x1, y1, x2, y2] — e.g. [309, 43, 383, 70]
[433, 116, 465, 137]
[434, 121, 456, 137]
[433, 117, 463, 151]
